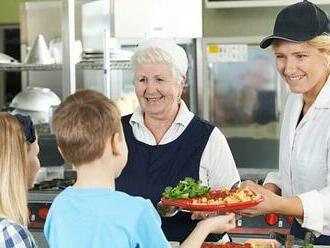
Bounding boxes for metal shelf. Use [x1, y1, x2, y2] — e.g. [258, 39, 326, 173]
[0, 61, 131, 71]
[76, 60, 131, 70]
[0, 63, 62, 71]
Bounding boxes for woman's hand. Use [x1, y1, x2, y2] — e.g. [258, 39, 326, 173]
[198, 213, 236, 234]
[191, 211, 218, 220]
[237, 180, 282, 217]
[181, 213, 236, 248]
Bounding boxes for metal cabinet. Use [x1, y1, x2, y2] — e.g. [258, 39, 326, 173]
[8, 0, 202, 101]
[198, 37, 289, 170]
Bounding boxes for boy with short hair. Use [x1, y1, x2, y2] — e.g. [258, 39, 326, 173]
[44, 89, 235, 248]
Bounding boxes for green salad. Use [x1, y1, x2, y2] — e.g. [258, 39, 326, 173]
[300, 244, 313, 248]
[162, 177, 210, 199]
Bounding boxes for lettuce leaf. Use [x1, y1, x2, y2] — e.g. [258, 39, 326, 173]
[162, 177, 210, 199]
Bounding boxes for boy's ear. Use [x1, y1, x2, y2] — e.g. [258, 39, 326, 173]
[111, 132, 121, 156]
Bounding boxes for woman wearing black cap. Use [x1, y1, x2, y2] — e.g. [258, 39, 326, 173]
[239, 0, 330, 245]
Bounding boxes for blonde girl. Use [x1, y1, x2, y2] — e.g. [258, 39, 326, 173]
[0, 113, 40, 247]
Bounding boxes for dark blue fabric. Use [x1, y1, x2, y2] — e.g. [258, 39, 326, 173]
[290, 218, 330, 245]
[116, 114, 216, 242]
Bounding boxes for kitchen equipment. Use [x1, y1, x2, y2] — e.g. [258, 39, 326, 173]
[201, 38, 286, 170]
[11, 109, 49, 125]
[0, 52, 17, 63]
[10, 87, 61, 124]
[48, 105, 58, 134]
[156, 202, 185, 218]
[82, 48, 133, 61]
[24, 34, 54, 64]
[28, 170, 76, 248]
[49, 38, 82, 64]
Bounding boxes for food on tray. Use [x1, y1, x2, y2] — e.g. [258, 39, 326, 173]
[161, 178, 262, 211]
[245, 239, 279, 248]
[201, 242, 252, 248]
[191, 187, 261, 205]
[162, 177, 210, 199]
[201, 239, 279, 248]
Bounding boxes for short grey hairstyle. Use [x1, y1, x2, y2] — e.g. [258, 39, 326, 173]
[131, 39, 188, 82]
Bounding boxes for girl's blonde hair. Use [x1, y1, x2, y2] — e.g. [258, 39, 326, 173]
[0, 112, 29, 225]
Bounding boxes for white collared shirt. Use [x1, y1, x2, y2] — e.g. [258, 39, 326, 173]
[264, 78, 330, 236]
[129, 100, 240, 189]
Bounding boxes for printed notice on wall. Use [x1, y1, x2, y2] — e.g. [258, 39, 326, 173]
[207, 44, 248, 63]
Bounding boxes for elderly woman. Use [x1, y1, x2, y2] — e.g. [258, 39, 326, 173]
[239, 1, 330, 245]
[116, 39, 240, 242]
[0, 113, 40, 247]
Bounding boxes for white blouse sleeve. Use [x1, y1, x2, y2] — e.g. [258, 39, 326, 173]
[199, 127, 240, 189]
[264, 171, 282, 189]
[298, 140, 330, 236]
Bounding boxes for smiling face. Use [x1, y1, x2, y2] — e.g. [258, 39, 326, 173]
[134, 63, 184, 119]
[273, 40, 330, 97]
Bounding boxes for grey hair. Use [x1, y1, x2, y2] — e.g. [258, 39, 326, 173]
[131, 47, 183, 81]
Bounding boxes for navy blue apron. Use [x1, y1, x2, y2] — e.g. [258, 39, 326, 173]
[116, 114, 220, 242]
[291, 219, 330, 245]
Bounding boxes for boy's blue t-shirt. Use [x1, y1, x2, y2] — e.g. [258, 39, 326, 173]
[44, 187, 170, 248]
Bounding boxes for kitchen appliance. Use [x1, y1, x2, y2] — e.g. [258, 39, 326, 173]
[198, 37, 292, 238]
[10, 87, 61, 128]
[49, 38, 83, 64]
[26, 133, 67, 248]
[200, 37, 288, 171]
[230, 214, 291, 241]
[0, 52, 17, 63]
[229, 177, 291, 241]
[28, 171, 76, 248]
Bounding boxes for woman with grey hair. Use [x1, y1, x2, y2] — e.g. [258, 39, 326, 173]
[116, 39, 240, 242]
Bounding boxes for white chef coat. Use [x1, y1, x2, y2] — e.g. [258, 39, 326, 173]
[264, 78, 330, 236]
[128, 100, 240, 189]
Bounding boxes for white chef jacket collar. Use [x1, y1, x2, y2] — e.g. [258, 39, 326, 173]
[129, 99, 192, 128]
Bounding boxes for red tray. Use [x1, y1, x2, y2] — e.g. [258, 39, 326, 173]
[161, 191, 263, 212]
[201, 242, 252, 248]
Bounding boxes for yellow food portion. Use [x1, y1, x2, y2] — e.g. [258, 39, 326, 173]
[192, 187, 261, 205]
[245, 239, 278, 248]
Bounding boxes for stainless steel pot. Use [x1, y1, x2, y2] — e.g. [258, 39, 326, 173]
[0, 52, 17, 63]
[10, 87, 61, 124]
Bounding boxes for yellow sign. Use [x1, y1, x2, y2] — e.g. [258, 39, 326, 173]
[208, 44, 219, 54]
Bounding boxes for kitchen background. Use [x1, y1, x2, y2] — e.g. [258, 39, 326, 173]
[1, 0, 330, 246]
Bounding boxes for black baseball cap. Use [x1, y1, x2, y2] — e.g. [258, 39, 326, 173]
[260, 0, 330, 49]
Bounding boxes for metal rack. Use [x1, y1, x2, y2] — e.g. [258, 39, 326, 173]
[0, 61, 131, 71]
[61, 0, 115, 98]
[18, 0, 117, 99]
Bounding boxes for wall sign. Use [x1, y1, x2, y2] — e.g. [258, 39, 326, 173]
[207, 44, 248, 62]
